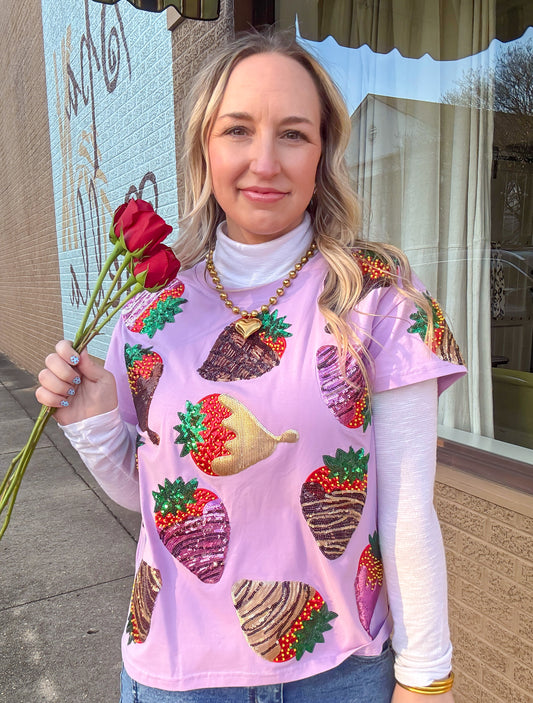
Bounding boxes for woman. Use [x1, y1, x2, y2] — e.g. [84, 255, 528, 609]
[36, 31, 465, 702]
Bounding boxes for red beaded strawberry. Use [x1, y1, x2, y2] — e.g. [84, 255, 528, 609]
[355, 531, 384, 637]
[316, 345, 371, 430]
[129, 283, 187, 338]
[408, 293, 465, 364]
[232, 579, 337, 662]
[152, 476, 230, 584]
[124, 343, 163, 444]
[174, 393, 298, 476]
[198, 309, 292, 381]
[300, 447, 369, 559]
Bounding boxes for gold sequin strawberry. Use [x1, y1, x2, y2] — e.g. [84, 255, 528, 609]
[300, 447, 369, 559]
[316, 345, 371, 430]
[130, 284, 187, 338]
[126, 560, 162, 644]
[152, 476, 230, 583]
[197, 309, 292, 381]
[232, 579, 337, 662]
[124, 343, 163, 444]
[174, 394, 298, 476]
[355, 531, 384, 637]
[408, 293, 465, 364]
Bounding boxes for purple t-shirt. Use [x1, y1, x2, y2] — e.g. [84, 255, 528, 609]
[105, 251, 465, 691]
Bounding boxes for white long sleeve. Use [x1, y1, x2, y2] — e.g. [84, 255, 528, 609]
[60, 407, 141, 512]
[374, 378, 452, 686]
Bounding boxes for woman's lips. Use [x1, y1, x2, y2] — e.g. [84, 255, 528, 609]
[240, 187, 287, 203]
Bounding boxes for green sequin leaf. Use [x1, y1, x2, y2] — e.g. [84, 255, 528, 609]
[293, 604, 338, 660]
[174, 400, 206, 456]
[152, 476, 198, 516]
[141, 296, 187, 338]
[258, 309, 292, 339]
[407, 293, 441, 341]
[124, 342, 153, 367]
[323, 447, 369, 483]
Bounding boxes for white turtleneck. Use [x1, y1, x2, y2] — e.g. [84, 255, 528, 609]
[212, 214, 314, 288]
[61, 218, 450, 687]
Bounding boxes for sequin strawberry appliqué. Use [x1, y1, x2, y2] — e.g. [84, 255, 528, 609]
[126, 560, 162, 644]
[124, 343, 163, 445]
[232, 579, 338, 662]
[123, 280, 187, 338]
[316, 346, 371, 430]
[355, 531, 384, 638]
[152, 476, 230, 584]
[300, 447, 369, 559]
[198, 309, 292, 381]
[408, 293, 465, 365]
[174, 394, 298, 476]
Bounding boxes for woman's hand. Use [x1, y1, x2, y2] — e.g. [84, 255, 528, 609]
[36, 340, 118, 425]
[392, 684, 455, 702]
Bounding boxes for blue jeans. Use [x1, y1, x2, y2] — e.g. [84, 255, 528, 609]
[120, 642, 395, 703]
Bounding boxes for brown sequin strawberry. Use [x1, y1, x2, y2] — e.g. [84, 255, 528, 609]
[197, 309, 292, 381]
[124, 343, 163, 444]
[126, 560, 162, 644]
[300, 447, 369, 559]
[232, 579, 337, 662]
[353, 249, 394, 299]
[174, 393, 298, 476]
[408, 293, 465, 364]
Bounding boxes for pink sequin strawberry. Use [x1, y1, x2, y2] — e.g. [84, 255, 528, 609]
[316, 345, 371, 430]
[152, 476, 229, 584]
[355, 531, 384, 637]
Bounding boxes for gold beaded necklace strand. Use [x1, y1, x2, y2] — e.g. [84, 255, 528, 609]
[206, 242, 317, 339]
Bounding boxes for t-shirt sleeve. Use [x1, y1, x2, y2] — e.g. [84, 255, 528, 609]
[104, 316, 138, 426]
[368, 279, 467, 396]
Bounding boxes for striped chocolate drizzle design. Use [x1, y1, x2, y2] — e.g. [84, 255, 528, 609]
[232, 579, 315, 661]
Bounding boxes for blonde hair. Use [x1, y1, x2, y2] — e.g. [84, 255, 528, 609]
[175, 30, 434, 378]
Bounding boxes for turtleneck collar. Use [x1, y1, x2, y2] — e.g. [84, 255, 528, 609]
[212, 213, 314, 289]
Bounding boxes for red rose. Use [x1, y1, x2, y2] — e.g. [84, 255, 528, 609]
[133, 245, 181, 291]
[111, 198, 173, 256]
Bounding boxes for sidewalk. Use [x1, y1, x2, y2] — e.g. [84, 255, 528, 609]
[0, 352, 141, 702]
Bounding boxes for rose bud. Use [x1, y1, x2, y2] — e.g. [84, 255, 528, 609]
[111, 198, 173, 256]
[133, 245, 181, 291]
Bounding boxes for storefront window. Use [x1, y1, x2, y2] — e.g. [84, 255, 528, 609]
[276, 1, 533, 467]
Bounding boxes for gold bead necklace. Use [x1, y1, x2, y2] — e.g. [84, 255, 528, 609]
[206, 242, 317, 339]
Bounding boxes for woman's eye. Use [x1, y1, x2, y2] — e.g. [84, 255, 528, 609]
[224, 126, 248, 137]
[282, 130, 306, 141]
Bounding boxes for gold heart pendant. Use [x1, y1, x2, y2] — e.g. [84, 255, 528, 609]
[235, 317, 262, 339]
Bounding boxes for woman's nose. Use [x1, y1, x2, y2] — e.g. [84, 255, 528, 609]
[249, 135, 281, 177]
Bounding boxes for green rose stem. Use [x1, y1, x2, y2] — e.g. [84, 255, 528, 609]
[0, 241, 145, 540]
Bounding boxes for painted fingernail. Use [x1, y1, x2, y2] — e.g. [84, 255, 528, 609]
[70, 355, 80, 365]
[60, 400, 69, 407]
[73, 376, 81, 385]
[67, 388, 76, 396]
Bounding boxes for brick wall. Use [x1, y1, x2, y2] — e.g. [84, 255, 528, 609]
[170, 0, 235, 211]
[0, 0, 63, 376]
[436, 465, 533, 703]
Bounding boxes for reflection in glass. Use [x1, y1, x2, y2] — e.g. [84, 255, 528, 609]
[277, 1, 533, 452]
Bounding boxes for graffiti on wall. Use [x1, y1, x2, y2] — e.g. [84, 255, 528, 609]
[42, 0, 178, 358]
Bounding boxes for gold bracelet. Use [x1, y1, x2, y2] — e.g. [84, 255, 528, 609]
[396, 671, 454, 695]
